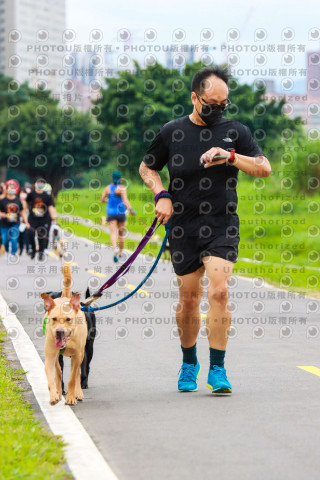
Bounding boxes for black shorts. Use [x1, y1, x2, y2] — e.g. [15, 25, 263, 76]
[107, 214, 126, 222]
[168, 230, 240, 276]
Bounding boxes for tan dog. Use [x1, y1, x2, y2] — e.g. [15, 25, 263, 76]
[41, 264, 88, 406]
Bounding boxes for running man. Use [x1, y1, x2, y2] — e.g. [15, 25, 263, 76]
[100, 170, 136, 263]
[139, 66, 271, 394]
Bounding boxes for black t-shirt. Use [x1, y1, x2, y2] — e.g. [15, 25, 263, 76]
[143, 115, 265, 237]
[26, 191, 54, 224]
[0, 197, 23, 227]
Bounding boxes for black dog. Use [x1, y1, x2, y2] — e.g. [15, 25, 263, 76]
[162, 238, 171, 261]
[44, 287, 96, 394]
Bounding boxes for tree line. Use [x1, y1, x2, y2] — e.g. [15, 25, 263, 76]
[0, 61, 318, 196]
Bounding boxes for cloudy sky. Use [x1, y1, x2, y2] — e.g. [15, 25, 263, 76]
[66, 0, 320, 93]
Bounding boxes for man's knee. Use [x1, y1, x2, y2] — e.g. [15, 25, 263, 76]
[208, 285, 229, 304]
[179, 291, 202, 309]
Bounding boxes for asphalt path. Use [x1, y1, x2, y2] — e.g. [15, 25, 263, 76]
[1, 232, 320, 480]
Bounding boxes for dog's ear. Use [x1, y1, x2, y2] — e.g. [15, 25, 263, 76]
[69, 292, 81, 313]
[85, 287, 91, 299]
[41, 293, 56, 312]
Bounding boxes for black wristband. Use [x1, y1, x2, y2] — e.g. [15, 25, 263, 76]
[156, 193, 173, 203]
[154, 190, 172, 204]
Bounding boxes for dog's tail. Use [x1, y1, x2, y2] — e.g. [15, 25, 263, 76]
[62, 263, 72, 298]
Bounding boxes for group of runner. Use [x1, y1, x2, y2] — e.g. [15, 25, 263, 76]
[0, 177, 57, 261]
[0, 171, 135, 264]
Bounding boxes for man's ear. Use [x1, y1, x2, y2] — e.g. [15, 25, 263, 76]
[190, 91, 197, 107]
[40, 293, 56, 313]
[69, 292, 81, 313]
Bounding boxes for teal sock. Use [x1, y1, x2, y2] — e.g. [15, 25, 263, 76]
[210, 347, 225, 369]
[181, 343, 197, 366]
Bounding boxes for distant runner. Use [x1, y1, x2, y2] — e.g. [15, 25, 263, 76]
[100, 170, 136, 263]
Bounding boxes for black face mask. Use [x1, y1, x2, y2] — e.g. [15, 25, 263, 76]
[196, 104, 223, 126]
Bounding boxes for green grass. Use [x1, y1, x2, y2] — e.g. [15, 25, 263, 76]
[0, 325, 72, 480]
[56, 175, 320, 296]
[233, 171, 320, 297]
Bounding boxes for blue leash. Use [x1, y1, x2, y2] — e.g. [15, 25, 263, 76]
[81, 220, 170, 312]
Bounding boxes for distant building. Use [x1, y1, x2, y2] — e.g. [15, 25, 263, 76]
[63, 78, 102, 112]
[263, 79, 276, 94]
[306, 50, 320, 96]
[261, 91, 319, 130]
[260, 52, 320, 130]
[0, 0, 66, 99]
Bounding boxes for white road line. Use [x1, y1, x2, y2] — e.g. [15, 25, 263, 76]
[239, 257, 320, 272]
[237, 275, 320, 301]
[0, 293, 118, 480]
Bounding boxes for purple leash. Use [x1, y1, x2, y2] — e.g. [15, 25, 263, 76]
[98, 217, 159, 289]
[81, 190, 171, 308]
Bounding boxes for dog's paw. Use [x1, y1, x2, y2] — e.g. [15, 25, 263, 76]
[76, 390, 84, 401]
[50, 391, 61, 405]
[65, 395, 77, 405]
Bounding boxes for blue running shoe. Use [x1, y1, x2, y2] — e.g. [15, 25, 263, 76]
[207, 365, 232, 394]
[113, 248, 119, 263]
[178, 361, 201, 392]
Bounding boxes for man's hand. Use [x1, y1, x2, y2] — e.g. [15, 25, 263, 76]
[200, 147, 230, 168]
[155, 198, 173, 225]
